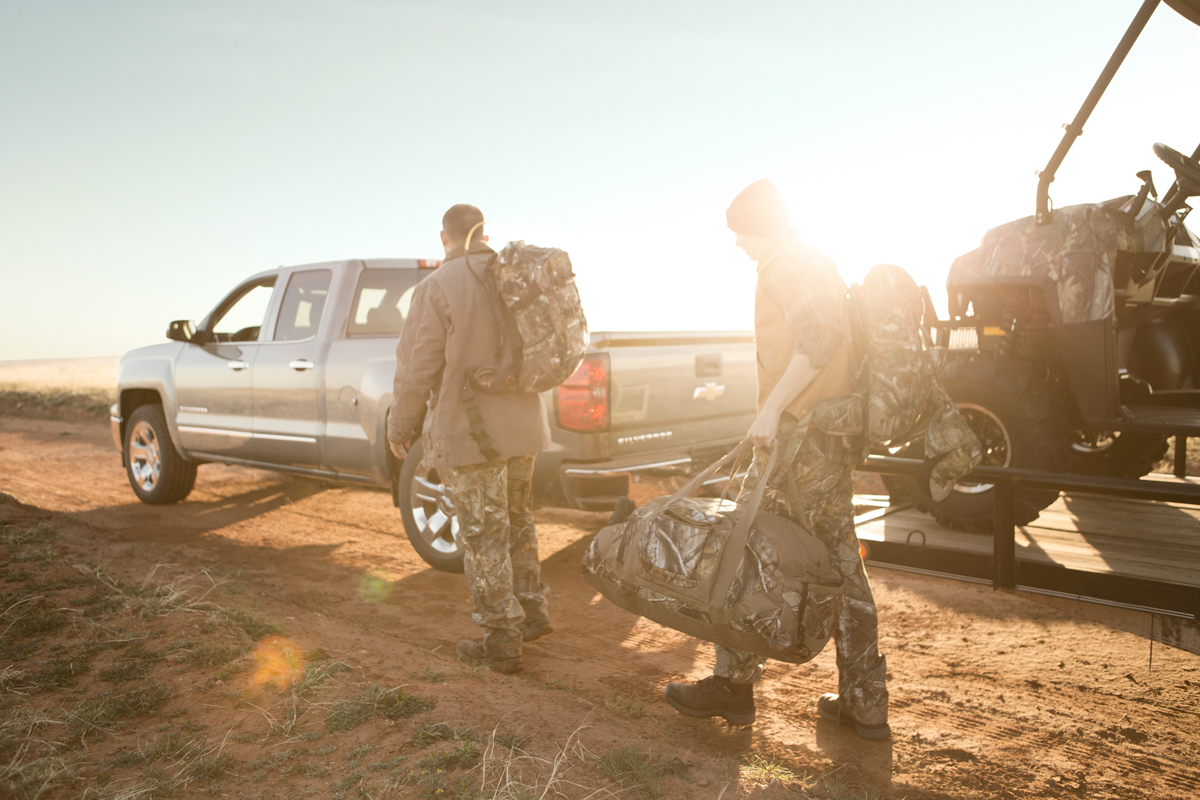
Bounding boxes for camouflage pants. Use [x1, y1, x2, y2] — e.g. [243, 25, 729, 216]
[713, 419, 889, 725]
[444, 454, 548, 660]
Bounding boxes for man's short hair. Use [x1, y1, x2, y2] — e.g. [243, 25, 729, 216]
[442, 204, 485, 246]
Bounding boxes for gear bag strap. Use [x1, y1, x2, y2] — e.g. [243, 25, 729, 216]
[659, 439, 753, 506]
[711, 445, 781, 627]
[460, 380, 502, 462]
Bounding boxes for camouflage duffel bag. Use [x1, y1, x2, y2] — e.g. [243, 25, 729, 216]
[581, 440, 843, 663]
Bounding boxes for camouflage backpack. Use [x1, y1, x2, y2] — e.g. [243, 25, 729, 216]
[811, 264, 981, 500]
[461, 240, 589, 460]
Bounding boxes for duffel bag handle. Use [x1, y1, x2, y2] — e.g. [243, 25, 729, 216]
[659, 439, 753, 508]
[710, 445, 780, 626]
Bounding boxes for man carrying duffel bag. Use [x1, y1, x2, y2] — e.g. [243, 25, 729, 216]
[667, 179, 889, 739]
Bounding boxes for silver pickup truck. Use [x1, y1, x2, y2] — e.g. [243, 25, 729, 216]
[112, 257, 756, 570]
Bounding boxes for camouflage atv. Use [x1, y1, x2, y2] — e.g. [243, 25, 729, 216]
[899, 0, 1200, 532]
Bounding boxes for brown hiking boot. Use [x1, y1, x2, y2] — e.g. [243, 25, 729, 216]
[521, 621, 554, 642]
[456, 639, 523, 674]
[816, 693, 891, 741]
[663, 676, 756, 725]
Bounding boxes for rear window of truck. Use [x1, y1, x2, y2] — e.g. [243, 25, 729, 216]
[346, 268, 423, 337]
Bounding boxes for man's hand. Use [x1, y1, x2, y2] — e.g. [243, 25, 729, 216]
[389, 440, 410, 460]
[747, 408, 780, 449]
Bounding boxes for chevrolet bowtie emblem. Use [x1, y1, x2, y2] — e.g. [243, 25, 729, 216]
[693, 382, 725, 401]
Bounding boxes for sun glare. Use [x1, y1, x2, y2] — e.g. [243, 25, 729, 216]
[251, 636, 306, 689]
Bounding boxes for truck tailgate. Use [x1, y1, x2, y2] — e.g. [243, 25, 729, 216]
[596, 331, 756, 462]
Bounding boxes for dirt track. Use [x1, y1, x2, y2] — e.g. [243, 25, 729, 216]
[2, 414, 1199, 799]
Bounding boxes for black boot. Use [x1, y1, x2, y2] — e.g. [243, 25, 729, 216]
[816, 693, 891, 741]
[521, 620, 553, 642]
[663, 676, 756, 725]
[456, 639, 523, 674]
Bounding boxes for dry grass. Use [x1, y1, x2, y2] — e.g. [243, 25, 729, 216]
[73, 563, 225, 621]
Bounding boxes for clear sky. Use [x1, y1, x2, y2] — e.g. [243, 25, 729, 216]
[1, 0, 1198, 361]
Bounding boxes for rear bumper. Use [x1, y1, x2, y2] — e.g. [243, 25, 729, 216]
[559, 441, 742, 510]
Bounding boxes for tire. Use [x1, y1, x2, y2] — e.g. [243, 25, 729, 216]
[398, 439, 466, 573]
[124, 404, 197, 504]
[1069, 431, 1170, 479]
[908, 353, 1070, 532]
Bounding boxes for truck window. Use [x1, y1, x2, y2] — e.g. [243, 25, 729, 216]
[346, 268, 422, 337]
[274, 269, 332, 341]
[210, 279, 277, 343]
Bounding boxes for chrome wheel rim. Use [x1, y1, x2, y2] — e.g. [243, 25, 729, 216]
[952, 403, 1011, 495]
[410, 467, 461, 556]
[1071, 430, 1116, 454]
[128, 420, 162, 492]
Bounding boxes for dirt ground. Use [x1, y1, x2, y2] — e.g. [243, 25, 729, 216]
[2, 412, 1199, 800]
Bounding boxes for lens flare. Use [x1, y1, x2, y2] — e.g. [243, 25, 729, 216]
[358, 572, 394, 604]
[251, 636, 304, 689]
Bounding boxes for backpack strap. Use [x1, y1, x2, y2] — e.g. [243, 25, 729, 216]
[460, 379, 502, 462]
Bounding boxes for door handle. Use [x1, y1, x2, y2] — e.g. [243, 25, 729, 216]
[289, 360, 316, 371]
[228, 360, 250, 371]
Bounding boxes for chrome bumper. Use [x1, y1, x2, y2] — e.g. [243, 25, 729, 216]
[110, 404, 123, 451]
[559, 444, 746, 510]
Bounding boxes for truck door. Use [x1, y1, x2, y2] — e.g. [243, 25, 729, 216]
[325, 266, 424, 478]
[251, 268, 333, 469]
[175, 277, 277, 459]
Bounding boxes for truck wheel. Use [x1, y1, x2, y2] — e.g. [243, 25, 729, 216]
[398, 439, 466, 573]
[911, 354, 1070, 532]
[124, 404, 197, 504]
[1070, 431, 1169, 479]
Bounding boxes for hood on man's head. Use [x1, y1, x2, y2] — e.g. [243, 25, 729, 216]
[726, 179, 789, 237]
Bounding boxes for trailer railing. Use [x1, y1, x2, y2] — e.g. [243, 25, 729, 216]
[857, 456, 1200, 622]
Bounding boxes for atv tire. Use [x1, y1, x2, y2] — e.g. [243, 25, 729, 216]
[909, 353, 1070, 532]
[1069, 432, 1170, 479]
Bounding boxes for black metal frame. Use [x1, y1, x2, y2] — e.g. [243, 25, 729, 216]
[859, 455, 1200, 619]
[1035, 0, 1163, 224]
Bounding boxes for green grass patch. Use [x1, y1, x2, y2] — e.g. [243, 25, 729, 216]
[99, 643, 163, 682]
[741, 754, 799, 787]
[30, 651, 93, 691]
[17, 608, 67, 636]
[410, 723, 476, 749]
[220, 609, 284, 641]
[602, 689, 648, 718]
[0, 523, 58, 547]
[325, 685, 436, 735]
[413, 740, 479, 773]
[186, 753, 239, 781]
[0, 388, 113, 420]
[347, 743, 376, 762]
[597, 745, 666, 799]
[0, 640, 40, 662]
[73, 683, 173, 735]
[111, 732, 204, 768]
[184, 642, 247, 669]
[494, 731, 530, 752]
[80, 592, 124, 618]
[367, 754, 406, 772]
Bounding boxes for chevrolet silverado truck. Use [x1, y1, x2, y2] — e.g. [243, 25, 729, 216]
[112, 257, 756, 571]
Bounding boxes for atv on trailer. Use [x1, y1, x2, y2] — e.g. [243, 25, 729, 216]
[903, 0, 1200, 532]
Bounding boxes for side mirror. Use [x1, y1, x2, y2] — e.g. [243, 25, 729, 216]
[166, 320, 197, 343]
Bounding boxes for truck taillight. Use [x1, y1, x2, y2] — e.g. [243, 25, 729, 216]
[557, 354, 609, 432]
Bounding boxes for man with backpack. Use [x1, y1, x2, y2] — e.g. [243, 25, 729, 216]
[661, 179, 892, 740]
[387, 203, 553, 675]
